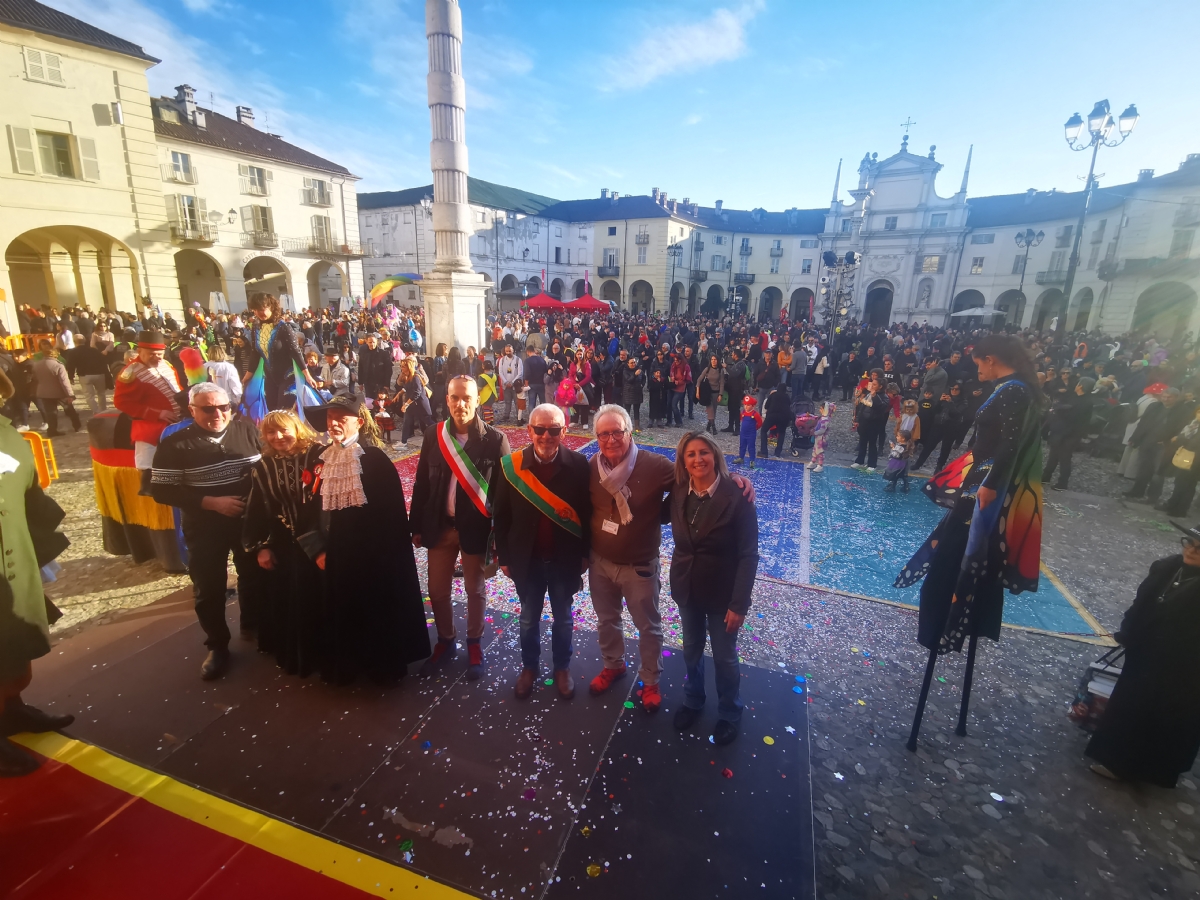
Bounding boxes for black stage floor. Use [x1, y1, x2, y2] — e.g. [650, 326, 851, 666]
[27, 592, 814, 899]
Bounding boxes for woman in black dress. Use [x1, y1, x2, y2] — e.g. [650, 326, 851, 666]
[243, 409, 325, 677]
[1086, 523, 1200, 787]
[305, 397, 430, 684]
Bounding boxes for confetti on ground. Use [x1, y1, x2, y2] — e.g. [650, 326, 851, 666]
[763, 736, 775, 745]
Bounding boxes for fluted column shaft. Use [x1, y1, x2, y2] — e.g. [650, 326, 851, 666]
[426, 0, 472, 273]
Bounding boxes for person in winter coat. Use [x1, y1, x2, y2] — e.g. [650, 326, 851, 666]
[723, 350, 751, 433]
[31, 343, 80, 436]
[752, 350, 781, 409]
[1158, 405, 1200, 516]
[759, 382, 792, 458]
[1044, 377, 1097, 490]
[838, 351, 860, 400]
[696, 354, 726, 436]
[669, 354, 693, 427]
[647, 349, 672, 428]
[1125, 386, 1180, 501]
[852, 376, 890, 470]
[620, 355, 646, 430]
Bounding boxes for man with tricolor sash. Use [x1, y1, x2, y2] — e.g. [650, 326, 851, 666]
[410, 375, 510, 680]
[494, 404, 592, 700]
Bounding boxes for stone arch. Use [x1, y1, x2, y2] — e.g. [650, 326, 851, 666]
[176, 249, 227, 312]
[951, 289, 985, 314]
[1032, 289, 1066, 332]
[758, 285, 783, 322]
[687, 282, 700, 315]
[1071, 287, 1094, 332]
[601, 279, 621, 306]
[1132, 282, 1198, 338]
[500, 273, 519, 292]
[995, 289, 1026, 328]
[526, 275, 542, 293]
[306, 259, 346, 311]
[864, 279, 894, 327]
[550, 277, 565, 298]
[733, 284, 751, 314]
[5, 225, 142, 315]
[669, 281, 684, 315]
[572, 278, 589, 299]
[629, 279, 654, 314]
[242, 255, 292, 306]
[702, 284, 725, 314]
[790, 287, 814, 322]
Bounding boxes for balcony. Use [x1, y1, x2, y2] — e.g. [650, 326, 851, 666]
[1035, 270, 1066, 285]
[634, 233, 650, 245]
[689, 269, 708, 282]
[734, 272, 755, 284]
[241, 231, 279, 249]
[170, 223, 215, 244]
[281, 236, 372, 257]
[1101, 256, 1200, 281]
[302, 187, 333, 207]
[769, 247, 784, 257]
[739, 245, 753, 256]
[240, 178, 269, 197]
[161, 164, 197, 184]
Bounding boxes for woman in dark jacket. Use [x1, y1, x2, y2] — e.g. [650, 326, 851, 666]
[647, 349, 672, 428]
[1044, 376, 1097, 490]
[1086, 524, 1200, 787]
[696, 354, 726, 436]
[619, 355, 645, 430]
[853, 374, 890, 470]
[669, 430, 759, 746]
[723, 349, 751, 433]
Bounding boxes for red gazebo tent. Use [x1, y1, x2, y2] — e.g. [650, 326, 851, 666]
[522, 291, 568, 311]
[563, 293, 610, 313]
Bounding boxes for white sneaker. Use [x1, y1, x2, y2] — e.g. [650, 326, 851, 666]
[805, 462, 814, 469]
[812, 465, 823, 473]
[15, 425, 29, 432]
[865, 466, 876, 474]
[851, 463, 864, 470]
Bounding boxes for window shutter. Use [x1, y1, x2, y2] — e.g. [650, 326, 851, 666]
[265, 169, 273, 181]
[238, 163, 249, 176]
[303, 176, 312, 189]
[44, 53, 63, 84]
[264, 207, 275, 233]
[240, 205, 253, 232]
[196, 197, 208, 231]
[165, 194, 181, 227]
[914, 256, 924, 274]
[78, 136, 100, 180]
[24, 49, 45, 81]
[7, 126, 36, 174]
[937, 255, 946, 274]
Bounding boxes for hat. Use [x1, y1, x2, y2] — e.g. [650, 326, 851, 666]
[1145, 382, 1169, 395]
[137, 331, 166, 350]
[303, 395, 362, 433]
[1171, 521, 1200, 543]
[742, 395, 757, 407]
[1076, 376, 1097, 394]
[323, 347, 340, 357]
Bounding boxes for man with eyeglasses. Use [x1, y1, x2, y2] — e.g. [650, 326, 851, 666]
[150, 383, 264, 681]
[586, 405, 754, 711]
[494, 404, 591, 700]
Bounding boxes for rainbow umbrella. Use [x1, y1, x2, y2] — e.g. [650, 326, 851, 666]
[369, 273, 422, 306]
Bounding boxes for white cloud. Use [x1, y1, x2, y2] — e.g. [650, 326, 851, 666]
[181, 0, 219, 11]
[684, 113, 703, 126]
[603, 1, 765, 91]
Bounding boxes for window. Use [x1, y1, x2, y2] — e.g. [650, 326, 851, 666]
[1049, 250, 1066, 272]
[607, 226, 617, 236]
[771, 239, 782, 250]
[240, 204, 274, 236]
[1170, 230, 1195, 259]
[970, 257, 984, 275]
[801, 258, 812, 274]
[171, 151, 192, 178]
[604, 248, 619, 267]
[711, 254, 726, 271]
[1012, 255, 1026, 275]
[36, 132, 74, 178]
[566, 249, 571, 265]
[921, 255, 943, 273]
[579, 227, 587, 239]
[930, 213, 948, 228]
[738, 254, 749, 274]
[532, 245, 539, 261]
[403, 210, 412, 224]
[1086, 245, 1101, 269]
[555, 246, 562, 264]
[840, 219, 853, 233]
[302, 177, 330, 205]
[1055, 225, 1073, 248]
[799, 239, 818, 248]
[740, 237, 750, 251]
[578, 249, 588, 266]
[312, 216, 333, 249]
[77, 137, 99, 180]
[239, 164, 270, 195]
[1091, 219, 1107, 244]
[23, 47, 64, 85]
[884, 216, 898, 231]
[506, 240, 514, 258]
[637, 246, 647, 264]
[770, 256, 780, 274]
[555, 226, 562, 237]
[178, 195, 202, 230]
[712, 235, 726, 245]
[477, 211, 486, 223]
[970, 233, 995, 244]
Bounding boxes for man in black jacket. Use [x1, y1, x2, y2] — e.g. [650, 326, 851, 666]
[410, 376, 511, 680]
[357, 334, 393, 399]
[150, 384, 264, 680]
[1126, 387, 1177, 501]
[493, 404, 591, 701]
[760, 382, 792, 458]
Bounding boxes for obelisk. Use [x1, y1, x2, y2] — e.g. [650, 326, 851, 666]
[421, 0, 487, 354]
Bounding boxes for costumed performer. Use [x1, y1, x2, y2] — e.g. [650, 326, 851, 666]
[244, 291, 315, 418]
[112, 330, 184, 492]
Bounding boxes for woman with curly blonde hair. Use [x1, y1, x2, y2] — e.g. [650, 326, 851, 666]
[242, 409, 327, 676]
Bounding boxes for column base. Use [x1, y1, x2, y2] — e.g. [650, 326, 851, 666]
[421, 270, 487, 354]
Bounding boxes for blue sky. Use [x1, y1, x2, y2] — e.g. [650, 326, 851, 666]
[51, 0, 1200, 209]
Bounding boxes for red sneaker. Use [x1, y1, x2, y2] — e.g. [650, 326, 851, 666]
[589, 666, 627, 696]
[640, 682, 662, 712]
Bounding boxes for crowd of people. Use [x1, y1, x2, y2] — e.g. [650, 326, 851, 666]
[2, 295, 1199, 790]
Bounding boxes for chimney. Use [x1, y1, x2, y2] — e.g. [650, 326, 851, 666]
[652, 187, 660, 202]
[715, 200, 724, 212]
[174, 84, 197, 124]
[611, 191, 619, 205]
[600, 188, 608, 199]
[236, 106, 255, 128]
[1138, 168, 1155, 182]
[1024, 188, 1036, 204]
[671, 200, 678, 214]
[682, 197, 689, 206]
[1184, 154, 1200, 169]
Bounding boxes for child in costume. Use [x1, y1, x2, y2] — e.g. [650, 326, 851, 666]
[477, 360, 497, 426]
[372, 391, 395, 444]
[807, 401, 834, 473]
[883, 430, 913, 492]
[735, 395, 762, 468]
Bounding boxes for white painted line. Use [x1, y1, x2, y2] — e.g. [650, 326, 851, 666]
[798, 463, 812, 584]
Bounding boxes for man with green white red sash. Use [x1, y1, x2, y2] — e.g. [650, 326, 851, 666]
[493, 403, 592, 701]
[411, 375, 511, 680]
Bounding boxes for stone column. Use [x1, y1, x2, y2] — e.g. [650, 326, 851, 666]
[422, 0, 486, 353]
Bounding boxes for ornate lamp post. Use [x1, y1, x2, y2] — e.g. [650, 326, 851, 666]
[820, 250, 861, 345]
[1013, 227, 1044, 320]
[1055, 99, 1138, 336]
[667, 243, 682, 314]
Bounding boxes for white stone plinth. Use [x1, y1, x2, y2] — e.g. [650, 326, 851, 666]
[421, 270, 487, 353]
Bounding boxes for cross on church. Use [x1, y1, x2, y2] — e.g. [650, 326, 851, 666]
[900, 117, 916, 151]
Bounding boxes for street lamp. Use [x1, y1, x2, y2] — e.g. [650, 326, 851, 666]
[820, 250, 861, 345]
[1014, 227, 1044, 313]
[667, 243, 682, 313]
[1055, 99, 1138, 336]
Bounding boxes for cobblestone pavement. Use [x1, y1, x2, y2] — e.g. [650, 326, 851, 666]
[40, 402, 1200, 898]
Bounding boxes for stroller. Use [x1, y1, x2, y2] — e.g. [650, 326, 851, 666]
[790, 397, 819, 457]
[1068, 645, 1124, 732]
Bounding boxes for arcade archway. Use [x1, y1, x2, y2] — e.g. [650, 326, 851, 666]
[1032, 289, 1065, 331]
[175, 249, 225, 312]
[629, 280, 654, 314]
[995, 289, 1026, 328]
[306, 260, 346, 311]
[790, 288, 814, 322]
[702, 284, 724, 314]
[863, 280, 894, 327]
[601, 280, 621, 307]
[687, 283, 700, 315]
[550, 278, 564, 298]
[243, 256, 292, 304]
[1132, 282, 1198, 337]
[758, 286, 782, 322]
[5, 225, 142, 313]
[1071, 287, 1094, 332]
[670, 281, 684, 315]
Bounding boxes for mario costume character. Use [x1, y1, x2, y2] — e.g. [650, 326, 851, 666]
[113, 331, 184, 490]
[736, 395, 762, 467]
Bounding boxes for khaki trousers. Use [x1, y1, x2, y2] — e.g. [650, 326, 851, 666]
[588, 552, 663, 685]
[427, 527, 487, 642]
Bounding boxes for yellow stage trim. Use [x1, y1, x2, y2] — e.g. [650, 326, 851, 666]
[13, 732, 474, 900]
[91, 460, 175, 530]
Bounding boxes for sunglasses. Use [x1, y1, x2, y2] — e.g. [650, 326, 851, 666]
[1181, 537, 1200, 549]
[193, 403, 232, 413]
[531, 425, 564, 437]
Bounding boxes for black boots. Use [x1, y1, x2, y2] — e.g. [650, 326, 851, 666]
[1, 698, 75, 737]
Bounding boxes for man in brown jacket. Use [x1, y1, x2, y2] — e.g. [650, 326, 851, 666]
[587, 405, 753, 712]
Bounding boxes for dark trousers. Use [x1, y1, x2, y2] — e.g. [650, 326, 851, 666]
[401, 400, 433, 443]
[516, 557, 578, 672]
[1129, 443, 1165, 497]
[669, 391, 686, 426]
[182, 514, 262, 651]
[42, 398, 80, 433]
[1044, 436, 1080, 488]
[686, 390, 695, 419]
[760, 417, 790, 457]
[855, 421, 884, 467]
[1163, 468, 1199, 515]
[791, 374, 806, 399]
[725, 393, 742, 430]
[679, 603, 743, 723]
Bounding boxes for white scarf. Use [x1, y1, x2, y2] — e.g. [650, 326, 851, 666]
[320, 437, 367, 510]
[597, 441, 638, 525]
